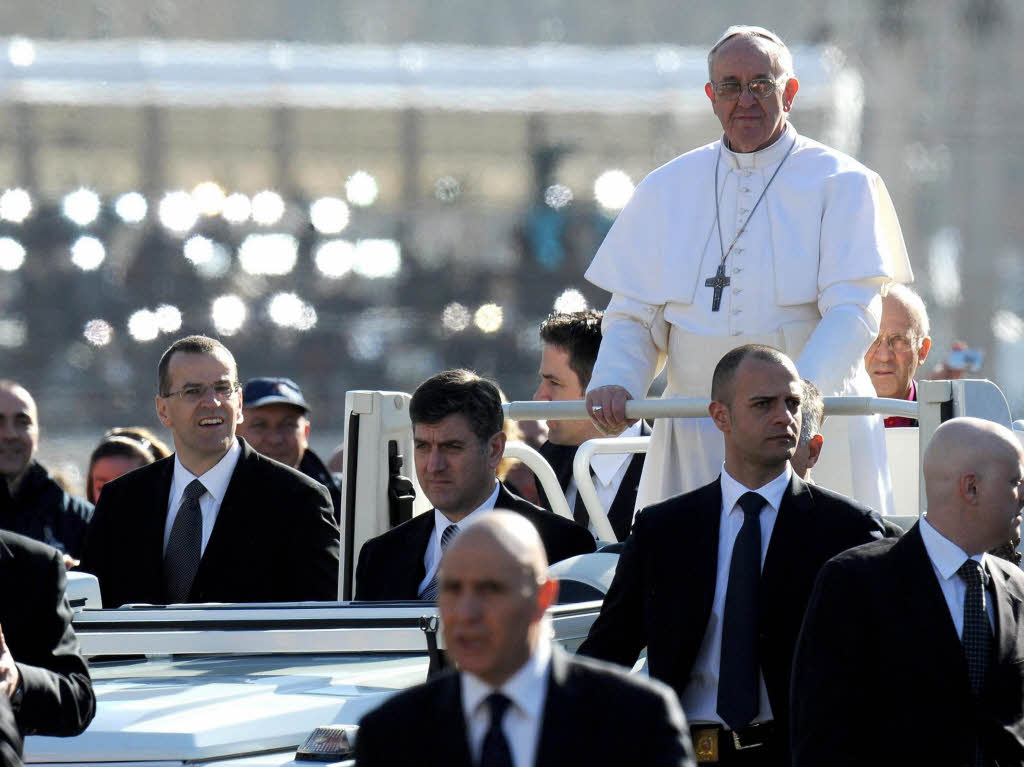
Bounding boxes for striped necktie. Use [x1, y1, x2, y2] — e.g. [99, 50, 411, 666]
[418, 523, 460, 601]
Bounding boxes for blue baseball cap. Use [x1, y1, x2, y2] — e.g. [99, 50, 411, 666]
[242, 377, 310, 413]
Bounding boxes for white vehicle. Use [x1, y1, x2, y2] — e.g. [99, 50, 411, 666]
[30, 379, 1019, 765]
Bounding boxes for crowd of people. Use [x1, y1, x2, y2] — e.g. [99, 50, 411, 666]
[0, 21, 1021, 767]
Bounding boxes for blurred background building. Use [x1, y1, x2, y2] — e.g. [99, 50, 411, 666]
[0, 0, 1021, 485]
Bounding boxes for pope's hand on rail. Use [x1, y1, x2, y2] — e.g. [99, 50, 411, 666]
[586, 386, 636, 436]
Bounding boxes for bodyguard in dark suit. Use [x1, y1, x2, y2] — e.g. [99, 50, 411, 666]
[579, 345, 886, 765]
[355, 369, 594, 601]
[533, 310, 647, 541]
[792, 417, 1024, 767]
[0, 531, 95, 741]
[81, 335, 339, 607]
[356, 512, 695, 766]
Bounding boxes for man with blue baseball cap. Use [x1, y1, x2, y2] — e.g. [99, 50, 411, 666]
[238, 377, 342, 523]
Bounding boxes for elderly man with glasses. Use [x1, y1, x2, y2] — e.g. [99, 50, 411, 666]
[81, 335, 339, 607]
[584, 24, 914, 517]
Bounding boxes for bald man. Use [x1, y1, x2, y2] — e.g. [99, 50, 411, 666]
[791, 417, 1024, 767]
[356, 512, 696, 767]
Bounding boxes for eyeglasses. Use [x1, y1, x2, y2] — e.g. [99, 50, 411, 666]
[162, 381, 240, 403]
[710, 78, 779, 101]
[868, 334, 915, 354]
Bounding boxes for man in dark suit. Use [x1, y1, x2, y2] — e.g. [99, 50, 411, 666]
[533, 310, 648, 542]
[356, 511, 695, 766]
[792, 417, 1024, 766]
[578, 345, 886, 765]
[0, 531, 95, 743]
[81, 335, 339, 607]
[355, 369, 594, 601]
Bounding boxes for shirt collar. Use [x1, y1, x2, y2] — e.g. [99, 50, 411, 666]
[172, 438, 242, 505]
[906, 379, 917, 402]
[919, 515, 986, 581]
[721, 122, 796, 170]
[720, 462, 792, 517]
[461, 638, 552, 724]
[434, 480, 500, 529]
[590, 420, 643, 486]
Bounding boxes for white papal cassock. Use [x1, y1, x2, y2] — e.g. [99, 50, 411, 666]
[585, 123, 914, 515]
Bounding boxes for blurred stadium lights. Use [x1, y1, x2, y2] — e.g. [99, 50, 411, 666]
[0, 189, 32, 223]
[115, 192, 148, 224]
[593, 170, 635, 211]
[309, 196, 350, 235]
[544, 184, 573, 210]
[83, 319, 114, 347]
[251, 190, 285, 226]
[0, 319, 27, 348]
[554, 288, 588, 313]
[0, 238, 26, 272]
[441, 302, 471, 333]
[184, 235, 233, 279]
[212, 294, 248, 336]
[154, 304, 183, 333]
[474, 303, 504, 333]
[222, 193, 252, 224]
[193, 182, 226, 216]
[268, 292, 317, 331]
[127, 309, 160, 342]
[345, 171, 378, 207]
[238, 233, 298, 276]
[7, 37, 34, 68]
[992, 310, 1024, 343]
[63, 188, 101, 227]
[159, 191, 199, 234]
[70, 235, 105, 271]
[314, 239, 355, 278]
[352, 239, 401, 278]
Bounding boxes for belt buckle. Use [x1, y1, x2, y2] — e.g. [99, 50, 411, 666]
[693, 727, 719, 763]
[731, 724, 765, 751]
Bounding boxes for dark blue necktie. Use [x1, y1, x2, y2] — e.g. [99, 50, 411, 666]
[958, 559, 992, 767]
[717, 491, 765, 730]
[164, 479, 206, 603]
[479, 692, 514, 767]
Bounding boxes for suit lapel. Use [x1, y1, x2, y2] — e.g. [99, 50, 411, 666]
[761, 474, 814, 598]
[988, 560, 1023, 666]
[674, 481, 723, 648]
[535, 648, 572, 767]
[191, 442, 252, 596]
[606, 452, 644, 541]
[431, 672, 474, 765]
[145, 458, 176, 599]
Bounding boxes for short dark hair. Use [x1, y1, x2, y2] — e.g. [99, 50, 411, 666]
[710, 344, 794, 404]
[538, 311, 603, 390]
[799, 379, 824, 445]
[409, 369, 503, 441]
[86, 436, 156, 503]
[157, 335, 237, 397]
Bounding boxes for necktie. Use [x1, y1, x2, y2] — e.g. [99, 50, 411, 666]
[957, 559, 992, 767]
[717, 491, 765, 730]
[479, 692, 514, 767]
[164, 479, 206, 603]
[418, 522, 460, 601]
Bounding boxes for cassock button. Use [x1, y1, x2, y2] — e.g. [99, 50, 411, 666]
[739, 208, 748, 215]
[733, 288, 742, 294]
[731, 308, 742, 315]
[732, 330, 742, 336]
[733, 267, 743, 274]
[741, 187, 751, 193]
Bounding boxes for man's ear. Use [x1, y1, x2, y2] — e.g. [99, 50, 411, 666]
[705, 82, 716, 103]
[708, 400, 731, 434]
[535, 578, 559, 617]
[805, 434, 824, 470]
[155, 395, 171, 427]
[782, 76, 799, 110]
[487, 430, 507, 471]
[959, 472, 980, 504]
[918, 336, 932, 365]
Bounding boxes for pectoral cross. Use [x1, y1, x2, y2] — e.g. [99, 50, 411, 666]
[704, 263, 731, 311]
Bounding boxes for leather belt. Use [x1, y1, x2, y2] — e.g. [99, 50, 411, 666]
[691, 722, 776, 764]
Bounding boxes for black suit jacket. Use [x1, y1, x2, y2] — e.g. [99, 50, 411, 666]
[354, 483, 596, 601]
[0, 531, 94, 739]
[355, 646, 696, 766]
[80, 438, 340, 607]
[792, 522, 1024, 767]
[578, 473, 886, 748]
[536, 421, 652, 542]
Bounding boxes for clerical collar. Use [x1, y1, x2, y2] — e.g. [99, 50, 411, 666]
[721, 122, 796, 171]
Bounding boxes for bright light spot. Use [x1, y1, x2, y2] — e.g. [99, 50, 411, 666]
[251, 190, 285, 226]
[70, 236, 105, 271]
[184, 235, 214, 264]
[544, 184, 573, 210]
[63, 188, 101, 226]
[0, 319, 26, 348]
[212, 295, 247, 336]
[154, 304, 182, 333]
[158, 191, 199, 234]
[474, 303, 504, 334]
[0, 238, 25, 272]
[127, 309, 160, 342]
[222, 193, 251, 224]
[238, 233, 298, 276]
[929, 227, 962, 307]
[314, 239, 356, 278]
[268, 292, 318, 331]
[309, 197, 350, 234]
[346, 171, 378, 207]
[192, 181, 226, 216]
[434, 176, 461, 203]
[554, 289, 588, 314]
[993, 311, 1024, 343]
[353, 239, 401, 279]
[184, 236, 232, 279]
[8, 38, 35, 68]
[594, 170, 635, 211]
[441, 302, 471, 333]
[0, 189, 32, 223]
[115, 192, 147, 223]
[83, 319, 113, 347]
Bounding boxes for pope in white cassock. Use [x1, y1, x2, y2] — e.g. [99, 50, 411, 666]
[584, 25, 914, 515]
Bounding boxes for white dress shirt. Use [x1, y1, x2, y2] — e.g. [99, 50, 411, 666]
[163, 439, 242, 555]
[919, 516, 995, 634]
[417, 481, 500, 596]
[682, 463, 792, 725]
[461, 639, 552, 767]
[564, 420, 643, 539]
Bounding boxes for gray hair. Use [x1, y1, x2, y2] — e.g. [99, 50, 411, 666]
[798, 379, 824, 445]
[884, 283, 931, 340]
[708, 25, 794, 81]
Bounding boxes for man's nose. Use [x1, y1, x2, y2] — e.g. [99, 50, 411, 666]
[533, 384, 550, 402]
[425, 448, 446, 473]
[737, 87, 757, 107]
[873, 339, 894, 361]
